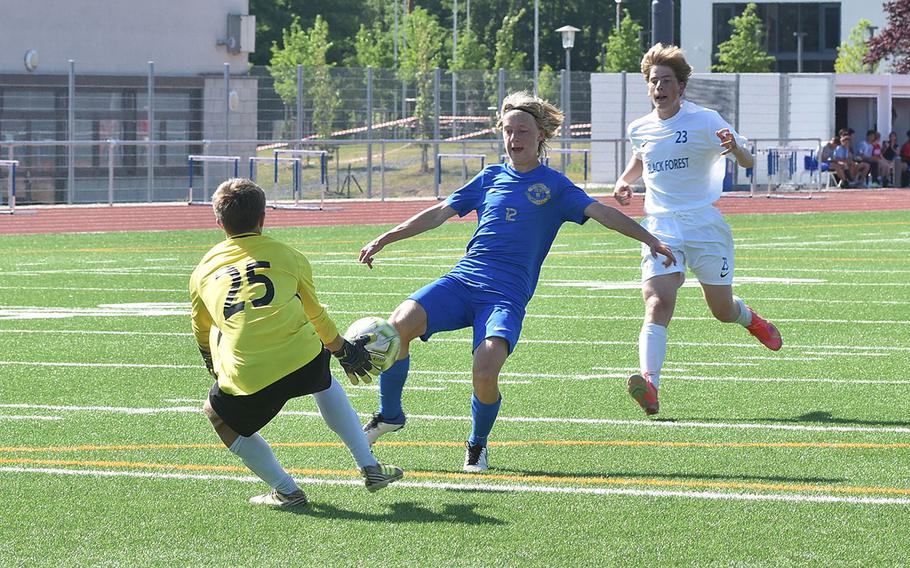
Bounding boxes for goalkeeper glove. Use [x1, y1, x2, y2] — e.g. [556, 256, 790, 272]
[199, 347, 216, 379]
[332, 335, 377, 385]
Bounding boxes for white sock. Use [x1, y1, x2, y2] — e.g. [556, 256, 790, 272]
[313, 377, 377, 469]
[229, 433, 298, 495]
[733, 295, 752, 326]
[639, 323, 668, 390]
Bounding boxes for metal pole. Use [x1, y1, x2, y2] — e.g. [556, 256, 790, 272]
[108, 140, 115, 206]
[224, 63, 230, 161]
[434, 67, 441, 198]
[68, 59, 75, 205]
[560, 69, 567, 171]
[498, 68, 505, 159]
[534, 0, 539, 96]
[366, 66, 373, 198]
[566, 49, 572, 167]
[296, 64, 303, 142]
[616, 1, 622, 31]
[794, 32, 806, 73]
[452, 71, 457, 138]
[393, 0, 399, 68]
[147, 61, 155, 202]
[452, 0, 458, 139]
[620, 71, 627, 173]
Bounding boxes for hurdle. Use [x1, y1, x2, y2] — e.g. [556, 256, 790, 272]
[435, 153, 486, 197]
[0, 160, 17, 214]
[249, 156, 301, 209]
[273, 149, 329, 210]
[187, 155, 239, 204]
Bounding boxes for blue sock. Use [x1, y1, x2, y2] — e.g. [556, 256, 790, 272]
[378, 356, 409, 423]
[468, 393, 502, 447]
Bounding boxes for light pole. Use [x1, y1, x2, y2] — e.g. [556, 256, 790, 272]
[556, 25, 580, 167]
[534, 0, 539, 96]
[866, 25, 878, 73]
[615, 0, 622, 32]
[556, 25, 579, 74]
[793, 32, 807, 73]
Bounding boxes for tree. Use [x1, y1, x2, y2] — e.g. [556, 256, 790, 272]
[493, 9, 527, 71]
[836, 19, 877, 74]
[350, 22, 394, 68]
[600, 9, 644, 72]
[268, 16, 339, 139]
[452, 27, 491, 71]
[866, 0, 910, 73]
[712, 3, 774, 73]
[399, 6, 445, 172]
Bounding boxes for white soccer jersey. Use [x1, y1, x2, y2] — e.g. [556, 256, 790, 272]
[628, 100, 747, 216]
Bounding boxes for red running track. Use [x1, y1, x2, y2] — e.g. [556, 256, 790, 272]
[1, 189, 909, 235]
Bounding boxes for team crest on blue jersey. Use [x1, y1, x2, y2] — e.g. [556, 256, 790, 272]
[526, 183, 551, 205]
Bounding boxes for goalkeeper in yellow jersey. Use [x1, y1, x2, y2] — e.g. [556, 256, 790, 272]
[190, 178, 403, 509]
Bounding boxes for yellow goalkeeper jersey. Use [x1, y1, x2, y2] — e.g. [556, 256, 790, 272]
[189, 232, 339, 395]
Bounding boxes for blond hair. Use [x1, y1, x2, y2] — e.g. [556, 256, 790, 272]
[212, 178, 266, 234]
[640, 43, 692, 85]
[496, 91, 564, 158]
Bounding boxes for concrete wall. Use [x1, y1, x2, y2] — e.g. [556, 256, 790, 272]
[1, 0, 250, 75]
[680, 0, 887, 73]
[591, 72, 835, 186]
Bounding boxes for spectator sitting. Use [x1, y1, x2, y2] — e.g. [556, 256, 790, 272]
[834, 132, 870, 188]
[870, 132, 892, 186]
[900, 130, 910, 186]
[855, 130, 880, 184]
[820, 134, 851, 187]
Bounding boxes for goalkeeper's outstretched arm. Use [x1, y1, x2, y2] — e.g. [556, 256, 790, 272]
[359, 201, 458, 268]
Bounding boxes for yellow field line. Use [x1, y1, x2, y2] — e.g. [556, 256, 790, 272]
[3, 456, 909, 497]
[3, 439, 910, 454]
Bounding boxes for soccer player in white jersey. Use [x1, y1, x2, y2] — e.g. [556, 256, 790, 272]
[613, 43, 782, 416]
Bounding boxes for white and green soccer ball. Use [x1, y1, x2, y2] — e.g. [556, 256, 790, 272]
[344, 316, 401, 372]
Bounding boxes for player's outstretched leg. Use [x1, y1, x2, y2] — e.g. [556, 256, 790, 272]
[364, 356, 409, 445]
[248, 488, 309, 509]
[734, 296, 782, 351]
[628, 374, 660, 416]
[361, 463, 404, 492]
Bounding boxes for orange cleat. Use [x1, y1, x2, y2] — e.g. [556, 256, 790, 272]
[628, 374, 659, 416]
[746, 308, 782, 351]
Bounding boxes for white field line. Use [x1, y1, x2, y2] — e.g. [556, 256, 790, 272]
[0, 415, 61, 421]
[2, 466, 909, 506]
[2, 287, 905, 307]
[4, 403, 910, 435]
[0, 360, 903, 385]
[0, 304, 907, 326]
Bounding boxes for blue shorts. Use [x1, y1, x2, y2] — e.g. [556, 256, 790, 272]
[409, 275, 525, 353]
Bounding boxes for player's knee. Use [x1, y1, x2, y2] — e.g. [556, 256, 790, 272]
[644, 294, 674, 318]
[202, 399, 222, 427]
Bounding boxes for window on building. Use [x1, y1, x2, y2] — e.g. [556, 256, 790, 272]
[712, 2, 840, 72]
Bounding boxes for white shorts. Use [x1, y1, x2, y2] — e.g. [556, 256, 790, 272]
[640, 205, 734, 286]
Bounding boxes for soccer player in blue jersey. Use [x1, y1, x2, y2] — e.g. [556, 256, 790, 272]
[357, 91, 677, 472]
[191, 178, 403, 508]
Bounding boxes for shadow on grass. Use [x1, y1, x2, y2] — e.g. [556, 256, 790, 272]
[692, 411, 910, 429]
[505, 469, 845, 485]
[283, 500, 505, 525]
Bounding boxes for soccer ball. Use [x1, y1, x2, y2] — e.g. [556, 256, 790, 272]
[344, 316, 401, 372]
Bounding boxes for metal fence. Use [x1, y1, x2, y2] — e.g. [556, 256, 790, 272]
[0, 62, 594, 205]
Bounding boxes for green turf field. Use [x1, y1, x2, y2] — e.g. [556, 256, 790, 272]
[0, 209, 908, 567]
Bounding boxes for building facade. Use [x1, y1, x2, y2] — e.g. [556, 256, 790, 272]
[680, 0, 887, 73]
[0, 0, 256, 204]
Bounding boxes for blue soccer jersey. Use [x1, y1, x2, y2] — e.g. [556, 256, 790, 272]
[444, 162, 595, 306]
